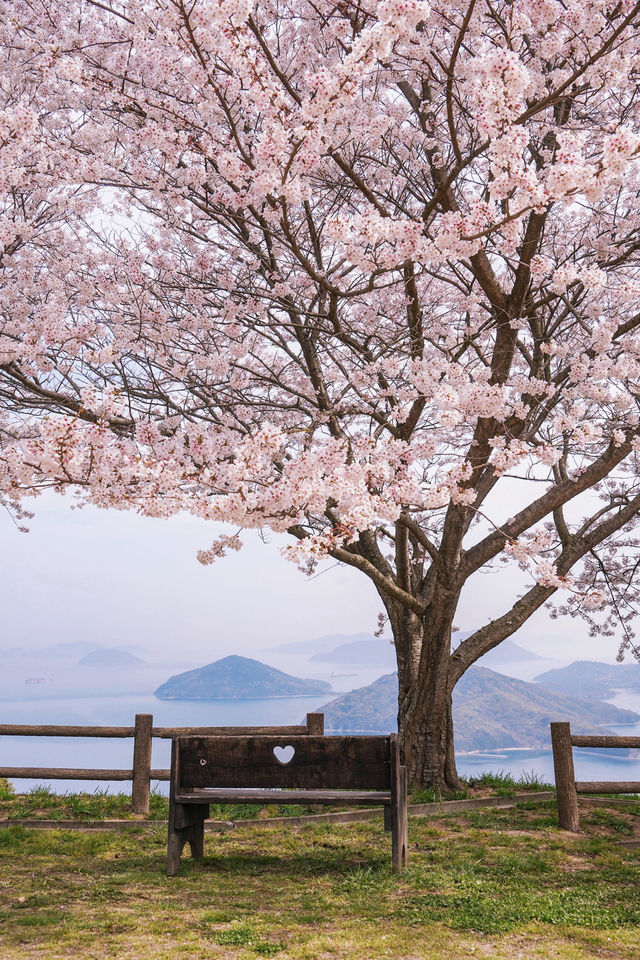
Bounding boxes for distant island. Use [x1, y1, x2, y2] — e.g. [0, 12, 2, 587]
[534, 660, 640, 700]
[475, 638, 544, 667]
[78, 649, 145, 667]
[316, 666, 640, 752]
[310, 637, 396, 667]
[155, 655, 332, 700]
[266, 632, 387, 657]
[267, 631, 546, 673]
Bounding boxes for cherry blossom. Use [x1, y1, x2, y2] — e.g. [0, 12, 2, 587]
[2, 0, 640, 787]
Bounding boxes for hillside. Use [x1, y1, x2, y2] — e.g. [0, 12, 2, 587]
[317, 666, 640, 751]
[154, 655, 332, 700]
[309, 636, 396, 667]
[534, 660, 640, 699]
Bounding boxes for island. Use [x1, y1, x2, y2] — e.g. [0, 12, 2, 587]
[310, 636, 396, 667]
[316, 666, 639, 752]
[78, 649, 145, 667]
[534, 660, 640, 700]
[154, 654, 332, 700]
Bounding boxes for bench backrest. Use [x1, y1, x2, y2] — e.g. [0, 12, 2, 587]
[173, 734, 396, 791]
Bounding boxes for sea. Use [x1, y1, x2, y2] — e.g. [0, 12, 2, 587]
[2, 656, 640, 795]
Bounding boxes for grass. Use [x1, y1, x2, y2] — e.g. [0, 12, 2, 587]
[0, 769, 553, 823]
[464, 769, 554, 796]
[0, 791, 639, 958]
[0, 784, 329, 823]
[410, 769, 554, 803]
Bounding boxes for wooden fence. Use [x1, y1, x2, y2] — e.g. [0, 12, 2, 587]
[550, 721, 640, 831]
[0, 712, 324, 815]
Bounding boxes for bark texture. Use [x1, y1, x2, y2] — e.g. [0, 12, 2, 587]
[386, 592, 463, 792]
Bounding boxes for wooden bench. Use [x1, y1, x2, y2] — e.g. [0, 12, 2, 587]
[167, 734, 408, 874]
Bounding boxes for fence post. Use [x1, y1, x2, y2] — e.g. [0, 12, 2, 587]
[306, 713, 324, 735]
[550, 721, 580, 832]
[132, 714, 153, 814]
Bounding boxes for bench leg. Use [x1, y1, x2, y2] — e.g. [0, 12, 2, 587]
[189, 816, 205, 859]
[167, 803, 209, 876]
[391, 767, 408, 872]
[167, 827, 186, 877]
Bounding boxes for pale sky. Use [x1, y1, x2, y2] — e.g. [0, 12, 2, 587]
[0, 490, 627, 665]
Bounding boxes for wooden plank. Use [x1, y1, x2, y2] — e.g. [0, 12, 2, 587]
[0, 819, 176, 831]
[550, 722, 580, 832]
[0, 793, 556, 834]
[571, 735, 640, 748]
[0, 725, 134, 738]
[177, 735, 391, 790]
[0, 768, 133, 780]
[154, 725, 309, 739]
[578, 796, 640, 808]
[306, 713, 324, 736]
[230, 808, 383, 828]
[0, 721, 321, 739]
[576, 781, 640, 794]
[408, 792, 555, 814]
[175, 789, 391, 804]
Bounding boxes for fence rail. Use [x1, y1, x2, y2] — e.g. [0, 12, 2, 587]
[0, 712, 324, 814]
[550, 721, 640, 832]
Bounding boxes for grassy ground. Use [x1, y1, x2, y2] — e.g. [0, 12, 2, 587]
[0, 770, 554, 823]
[1, 780, 640, 959]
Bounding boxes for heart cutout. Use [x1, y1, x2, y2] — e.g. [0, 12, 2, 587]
[273, 744, 295, 765]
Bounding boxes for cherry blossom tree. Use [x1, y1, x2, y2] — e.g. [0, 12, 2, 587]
[2, 0, 640, 787]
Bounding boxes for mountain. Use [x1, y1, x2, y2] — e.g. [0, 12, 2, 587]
[3, 641, 103, 662]
[267, 633, 543, 670]
[452, 668, 638, 751]
[155, 655, 333, 700]
[266, 633, 379, 656]
[78, 648, 146, 667]
[318, 673, 398, 733]
[42, 640, 103, 658]
[534, 660, 640, 700]
[476, 639, 545, 666]
[309, 636, 396, 667]
[316, 667, 640, 752]
[3, 641, 150, 665]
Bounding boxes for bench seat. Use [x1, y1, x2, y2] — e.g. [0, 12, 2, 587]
[176, 788, 392, 805]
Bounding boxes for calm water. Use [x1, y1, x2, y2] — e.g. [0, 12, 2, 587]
[2, 689, 640, 795]
[458, 689, 640, 785]
[0, 693, 332, 793]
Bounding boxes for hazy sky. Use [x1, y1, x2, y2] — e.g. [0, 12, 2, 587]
[1, 490, 627, 664]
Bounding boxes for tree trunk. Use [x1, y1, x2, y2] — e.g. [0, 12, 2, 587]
[399, 656, 462, 792]
[387, 594, 463, 792]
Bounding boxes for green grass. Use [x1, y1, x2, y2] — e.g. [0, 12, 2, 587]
[583, 808, 635, 835]
[0, 784, 168, 820]
[0, 777, 14, 800]
[0, 792, 639, 958]
[410, 785, 468, 803]
[465, 769, 554, 795]
[0, 786, 332, 823]
[0, 772, 555, 824]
